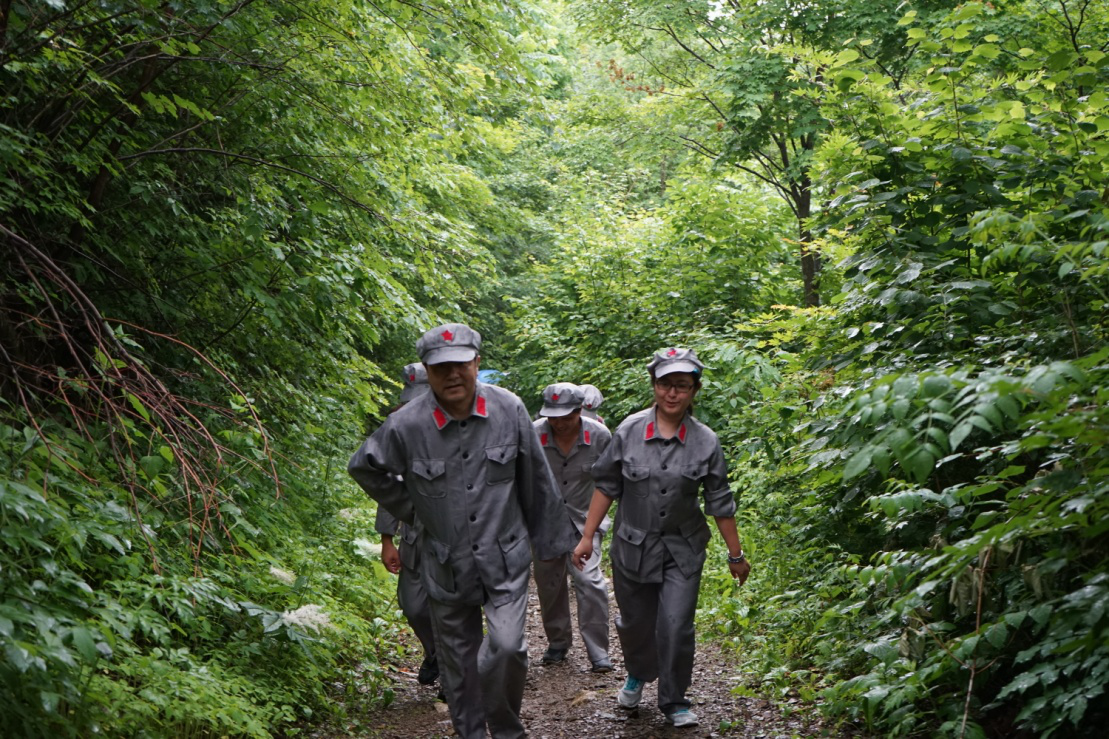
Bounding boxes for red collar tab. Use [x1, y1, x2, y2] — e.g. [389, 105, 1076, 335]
[678, 423, 687, 443]
[475, 395, 488, 418]
[583, 429, 592, 445]
[442, 329, 454, 341]
[540, 432, 549, 446]
[432, 407, 448, 430]
[644, 421, 656, 441]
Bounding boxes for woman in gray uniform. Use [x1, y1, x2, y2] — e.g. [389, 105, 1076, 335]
[572, 348, 751, 728]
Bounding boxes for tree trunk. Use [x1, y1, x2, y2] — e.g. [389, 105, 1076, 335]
[797, 177, 820, 307]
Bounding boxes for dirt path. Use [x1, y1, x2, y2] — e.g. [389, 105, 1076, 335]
[321, 586, 844, 738]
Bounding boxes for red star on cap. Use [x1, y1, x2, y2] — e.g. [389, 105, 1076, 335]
[442, 330, 454, 341]
[409, 374, 416, 381]
[667, 348, 677, 357]
[552, 394, 560, 401]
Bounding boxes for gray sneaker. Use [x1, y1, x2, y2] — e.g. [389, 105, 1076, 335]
[617, 676, 645, 708]
[665, 709, 699, 727]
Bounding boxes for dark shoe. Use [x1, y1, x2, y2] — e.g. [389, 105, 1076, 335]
[590, 657, 613, 673]
[417, 655, 439, 685]
[541, 647, 568, 664]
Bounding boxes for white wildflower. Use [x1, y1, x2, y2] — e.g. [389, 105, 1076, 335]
[352, 538, 381, 559]
[338, 508, 359, 521]
[280, 603, 331, 632]
[269, 565, 296, 585]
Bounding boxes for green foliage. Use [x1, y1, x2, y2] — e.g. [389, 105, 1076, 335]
[2, 0, 561, 735]
[508, 2, 1109, 737]
[4, 0, 1109, 736]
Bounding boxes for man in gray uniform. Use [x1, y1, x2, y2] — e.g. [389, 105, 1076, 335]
[532, 383, 613, 672]
[375, 362, 437, 686]
[577, 383, 606, 425]
[348, 323, 578, 739]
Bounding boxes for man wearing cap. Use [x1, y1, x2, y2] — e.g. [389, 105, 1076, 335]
[577, 384, 606, 425]
[532, 382, 614, 672]
[572, 347, 750, 728]
[374, 362, 438, 687]
[348, 323, 578, 739]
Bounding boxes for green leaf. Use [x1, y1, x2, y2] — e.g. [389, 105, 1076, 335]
[70, 627, 98, 662]
[903, 447, 934, 483]
[844, 448, 873, 480]
[985, 622, 1008, 648]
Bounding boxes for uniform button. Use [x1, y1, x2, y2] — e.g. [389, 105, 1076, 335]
[461, 421, 467, 428]
[462, 452, 469, 460]
[467, 484, 473, 490]
[470, 515, 476, 522]
[661, 489, 667, 495]
[660, 511, 667, 517]
[661, 464, 668, 470]
[563, 462, 568, 467]
[563, 480, 568, 485]
[472, 544, 479, 551]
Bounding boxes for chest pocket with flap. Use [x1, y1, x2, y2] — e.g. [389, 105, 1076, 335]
[485, 443, 518, 483]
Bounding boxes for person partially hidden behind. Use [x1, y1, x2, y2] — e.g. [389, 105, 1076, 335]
[577, 383, 606, 426]
[532, 383, 614, 672]
[573, 348, 752, 729]
[348, 323, 577, 739]
[374, 362, 438, 687]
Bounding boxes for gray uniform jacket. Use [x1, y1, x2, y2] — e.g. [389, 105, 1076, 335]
[349, 382, 578, 606]
[592, 407, 736, 584]
[533, 416, 612, 536]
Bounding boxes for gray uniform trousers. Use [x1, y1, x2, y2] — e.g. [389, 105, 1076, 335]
[397, 562, 436, 664]
[429, 570, 530, 739]
[532, 529, 609, 663]
[613, 546, 703, 715]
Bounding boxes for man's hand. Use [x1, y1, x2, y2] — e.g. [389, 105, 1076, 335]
[571, 536, 593, 571]
[728, 558, 751, 586]
[381, 536, 401, 574]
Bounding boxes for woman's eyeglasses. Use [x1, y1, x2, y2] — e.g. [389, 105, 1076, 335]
[654, 380, 695, 394]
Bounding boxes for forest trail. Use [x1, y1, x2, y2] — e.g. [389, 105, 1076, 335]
[316, 586, 843, 738]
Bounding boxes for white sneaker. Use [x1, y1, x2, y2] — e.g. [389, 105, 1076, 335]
[617, 676, 645, 708]
[666, 709, 699, 727]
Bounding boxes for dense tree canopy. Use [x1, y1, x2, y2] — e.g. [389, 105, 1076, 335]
[2, 1, 1106, 737]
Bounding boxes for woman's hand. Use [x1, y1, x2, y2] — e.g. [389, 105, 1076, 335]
[572, 536, 593, 571]
[728, 558, 751, 586]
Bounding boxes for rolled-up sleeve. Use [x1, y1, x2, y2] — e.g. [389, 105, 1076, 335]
[700, 437, 736, 517]
[348, 418, 415, 525]
[591, 433, 624, 500]
[513, 401, 578, 560]
[374, 506, 400, 537]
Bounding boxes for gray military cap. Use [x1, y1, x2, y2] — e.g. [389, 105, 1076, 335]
[647, 347, 704, 378]
[399, 362, 430, 403]
[578, 384, 604, 412]
[539, 382, 583, 417]
[416, 323, 481, 365]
